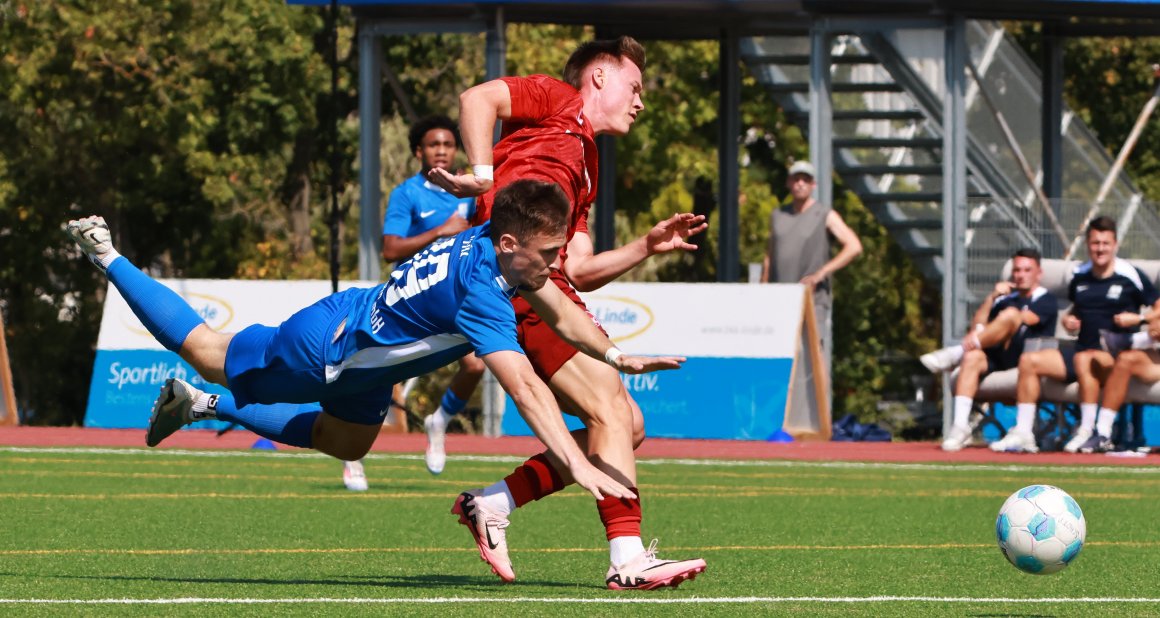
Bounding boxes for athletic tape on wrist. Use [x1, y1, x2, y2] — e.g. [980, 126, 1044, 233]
[472, 164, 494, 180]
[604, 347, 623, 365]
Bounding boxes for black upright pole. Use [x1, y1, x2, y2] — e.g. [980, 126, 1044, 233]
[327, 0, 340, 294]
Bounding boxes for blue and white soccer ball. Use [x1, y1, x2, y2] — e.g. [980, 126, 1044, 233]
[995, 484, 1086, 574]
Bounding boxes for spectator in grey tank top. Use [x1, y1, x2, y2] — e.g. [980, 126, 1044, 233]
[759, 160, 863, 381]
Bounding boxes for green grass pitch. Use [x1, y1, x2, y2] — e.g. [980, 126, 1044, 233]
[0, 446, 1158, 616]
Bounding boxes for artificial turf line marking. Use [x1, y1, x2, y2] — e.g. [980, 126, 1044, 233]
[1, 596, 1160, 605]
[3, 539, 1154, 557]
[3, 446, 1160, 475]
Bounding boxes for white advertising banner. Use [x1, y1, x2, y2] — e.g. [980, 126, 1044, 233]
[87, 279, 815, 441]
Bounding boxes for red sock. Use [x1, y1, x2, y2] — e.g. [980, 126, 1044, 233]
[503, 452, 566, 508]
[597, 487, 641, 541]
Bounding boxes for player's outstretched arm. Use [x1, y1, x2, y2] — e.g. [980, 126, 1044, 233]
[480, 350, 636, 501]
[562, 213, 708, 292]
[516, 282, 684, 374]
[426, 80, 512, 198]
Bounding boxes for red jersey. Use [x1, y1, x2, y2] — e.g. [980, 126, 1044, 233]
[471, 75, 600, 267]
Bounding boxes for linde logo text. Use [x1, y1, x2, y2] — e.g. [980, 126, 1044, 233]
[587, 296, 654, 343]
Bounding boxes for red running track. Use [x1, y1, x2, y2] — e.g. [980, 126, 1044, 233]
[0, 426, 1155, 466]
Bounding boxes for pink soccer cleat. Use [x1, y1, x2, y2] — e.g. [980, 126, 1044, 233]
[451, 491, 515, 582]
[605, 540, 706, 591]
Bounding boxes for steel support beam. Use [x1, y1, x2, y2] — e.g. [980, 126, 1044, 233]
[1042, 23, 1064, 203]
[357, 29, 383, 282]
[942, 15, 969, 435]
[717, 28, 741, 281]
[808, 23, 833, 208]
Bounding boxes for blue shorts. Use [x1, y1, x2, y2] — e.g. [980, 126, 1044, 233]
[1059, 347, 1079, 383]
[224, 289, 397, 426]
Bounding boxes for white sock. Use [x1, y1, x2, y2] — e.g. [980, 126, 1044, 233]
[1014, 403, 1036, 434]
[1096, 408, 1117, 438]
[190, 392, 217, 420]
[1079, 403, 1097, 431]
[480, 481, 515, 516]
[1131, 332, 1154, 350]
[428, 406, 453, 430]
[946, 345, 965, 364]
[610, 536, 646, 567]
[952, 396, 973, 428]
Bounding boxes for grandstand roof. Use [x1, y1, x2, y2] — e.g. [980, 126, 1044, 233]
[291, 0, 1160, 35]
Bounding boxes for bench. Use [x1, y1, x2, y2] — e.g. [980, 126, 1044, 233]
[958, 258, 1160, 450]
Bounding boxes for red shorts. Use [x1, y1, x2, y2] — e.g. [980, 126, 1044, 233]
[513, 270, 605, 382]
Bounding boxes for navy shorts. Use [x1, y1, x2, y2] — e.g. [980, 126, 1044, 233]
[1058, 347, 1079, 383]
[224, 289, 396, 426]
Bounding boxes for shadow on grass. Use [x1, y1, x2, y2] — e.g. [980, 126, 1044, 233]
[28, 571, 584, 591]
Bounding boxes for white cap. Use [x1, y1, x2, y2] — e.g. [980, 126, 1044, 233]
[788, 160, 815, 178]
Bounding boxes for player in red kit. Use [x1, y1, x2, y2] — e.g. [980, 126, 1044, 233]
[430, 36, 708, 591]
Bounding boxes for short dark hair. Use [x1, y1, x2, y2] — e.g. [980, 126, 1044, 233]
[1012, 248, 1041, 264]
[408, 115, 459, 153]
[490, 180, 570, 242]
[562, 36, 646, 90]
[1086, 215, 1117, 239]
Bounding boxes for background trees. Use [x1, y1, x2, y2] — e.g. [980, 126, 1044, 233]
[1, 3, 1155, 428]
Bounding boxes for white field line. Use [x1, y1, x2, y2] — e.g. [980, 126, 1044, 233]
[0, 596, 1159, 605]
[1, 446, 1159, 475]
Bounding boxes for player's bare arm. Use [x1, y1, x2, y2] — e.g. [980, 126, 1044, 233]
[516, 282, 685, 374]
[427, 80, 512, 198]
[562, 212, 707, 292]
[480, 350, 635, 501]
[382, 215, 471, 262]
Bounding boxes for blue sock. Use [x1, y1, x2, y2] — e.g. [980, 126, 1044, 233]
[440, 389, 468, 416]
[212, 393, 319, 449]
[106, 257, 205, 353]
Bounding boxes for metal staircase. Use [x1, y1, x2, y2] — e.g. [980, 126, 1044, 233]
[742, 21, 1156, 302]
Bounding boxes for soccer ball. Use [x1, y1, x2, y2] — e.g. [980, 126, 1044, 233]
[995, 484, 1086, 574]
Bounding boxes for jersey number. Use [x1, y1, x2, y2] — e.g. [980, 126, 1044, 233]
[384, 238, 454, 306]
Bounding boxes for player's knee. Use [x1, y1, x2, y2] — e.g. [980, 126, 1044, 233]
[1017, 353, 1039, 374]
[460, 354, 486, 376]
[962, 349, 987, 370]
[997, 306, 1021, 324]
[1122, 350, 1150, 370]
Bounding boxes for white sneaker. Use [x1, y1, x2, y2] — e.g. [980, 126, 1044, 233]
[424, 412, 447, 475]
[940, 424, 975, 452]
[1063, 426, 1093, 454]
[343, 460, 368, 491]
[65, 215, 118, 271]
[989, 429, 1039, 453]
[919, 347, 960, 373]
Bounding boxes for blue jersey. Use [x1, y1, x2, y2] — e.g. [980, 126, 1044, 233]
[225, 223, 520, 416]
[383, 173, 476, 238]
[329, 223, 519, 388]
[985, 286, 1058, 369]
[1068, 259, 1160, 351]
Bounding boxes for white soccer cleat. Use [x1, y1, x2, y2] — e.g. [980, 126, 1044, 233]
[424, 413, 447, 475]
[940, 424, 975, 452]
[452, 491, 514, 582]
[147, 378, 200, 447]
[919, 347, 960, 373]
[605, 540, 706, 591]
[65, 215, 117, 272]
[1063, 426, 1093, 454]
[343, 459, 369, 491]
[989, 429, 1039, 454]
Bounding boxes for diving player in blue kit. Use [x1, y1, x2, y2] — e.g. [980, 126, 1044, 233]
[67, 179, 682, 501]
